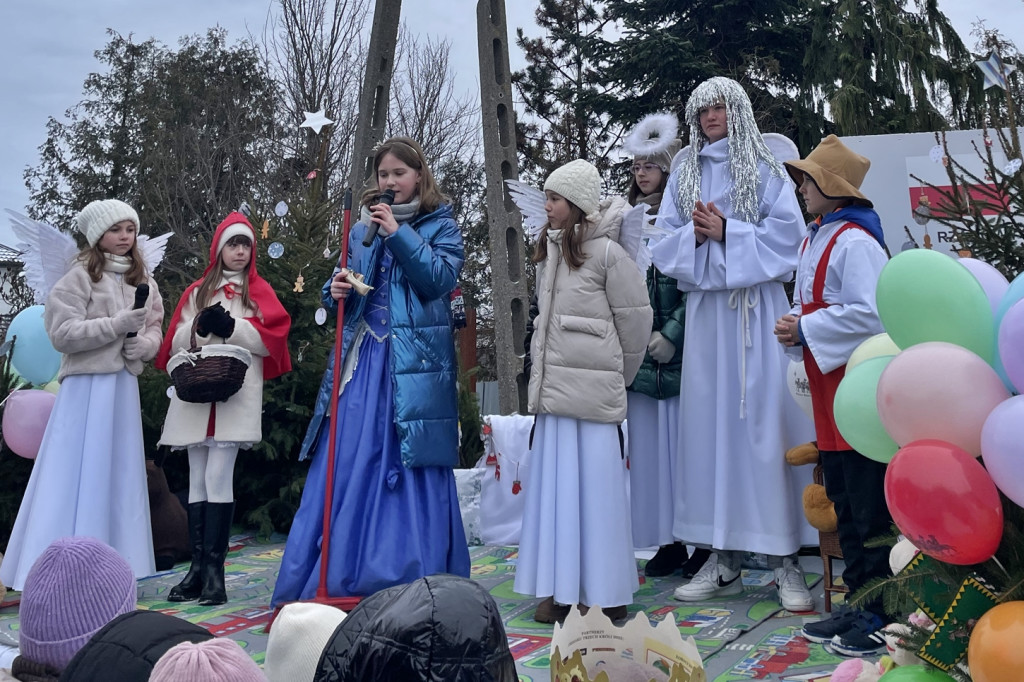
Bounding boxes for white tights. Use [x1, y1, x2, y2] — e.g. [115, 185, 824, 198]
[187, 444, 239, 504]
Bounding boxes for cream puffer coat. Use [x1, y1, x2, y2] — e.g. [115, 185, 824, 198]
[158, 284, 268, 448]
[528, 197, 653, 423]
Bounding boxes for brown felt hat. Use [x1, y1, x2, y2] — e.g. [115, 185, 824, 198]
[784, 135, 873, 208]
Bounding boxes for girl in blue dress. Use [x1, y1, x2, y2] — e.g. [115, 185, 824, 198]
[272, 137, 470, 603]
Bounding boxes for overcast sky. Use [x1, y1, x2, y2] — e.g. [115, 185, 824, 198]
[0, 0, 1020, 246]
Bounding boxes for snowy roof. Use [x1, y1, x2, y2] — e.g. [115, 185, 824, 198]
[0, 244, 20, 264]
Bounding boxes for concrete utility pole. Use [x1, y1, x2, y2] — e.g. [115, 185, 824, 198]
[348, 0, 402, 194]
[477, 0, 530, 414]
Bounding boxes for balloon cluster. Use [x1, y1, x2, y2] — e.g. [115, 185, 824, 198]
[831, 250, 1024, 567]
[2, 305, 62, 458]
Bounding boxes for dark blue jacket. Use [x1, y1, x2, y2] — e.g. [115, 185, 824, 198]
[298, 204, 464, 468]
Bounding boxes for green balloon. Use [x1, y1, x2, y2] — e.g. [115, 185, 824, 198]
[877, 249, 995, 364]
[880, 665, 956, 681]
[833, 355, 899, 463]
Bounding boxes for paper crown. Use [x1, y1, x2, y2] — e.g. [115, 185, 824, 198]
[550, 606, 706, 682]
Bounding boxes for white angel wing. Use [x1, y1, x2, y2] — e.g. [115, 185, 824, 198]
[137, 232, 173, 274]
[762, 133, 800, 184]
[5, 210, 79, 304]
[618, 202, 661, 274]
[505, 179, 547, 243]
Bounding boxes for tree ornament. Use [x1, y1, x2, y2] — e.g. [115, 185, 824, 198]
[298, 109, 333, 134]
[268, 242, 285, 259]
[293, 274, 304, 292]
[494, 461, 501, 480]
[984, 134, 993, 148]
[306, 169, 318, 180]
[976, 52, 1016, 90]
[486, 452, 497, 465]
[314, 307, 327, 326]
[261, 219, 270, 240]
[512, 479, 522, 495]
[913, 194, 932, 225]
[274, 201, 289, 217]
[929, 145, 944, 163]
[1004, 159, 1022, 175]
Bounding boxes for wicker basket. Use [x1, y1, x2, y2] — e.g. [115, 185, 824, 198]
[167, 319, 252, 404]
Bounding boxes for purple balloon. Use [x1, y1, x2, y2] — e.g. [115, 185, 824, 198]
[981, 395, 1024, 507]
[999, 299, 1024, 394]
[959, 257, 1010, 317]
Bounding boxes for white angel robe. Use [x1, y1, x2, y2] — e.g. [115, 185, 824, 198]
[649, 139, 817, 556]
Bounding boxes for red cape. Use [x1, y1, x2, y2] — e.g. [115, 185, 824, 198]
[155, 212, 292, 380]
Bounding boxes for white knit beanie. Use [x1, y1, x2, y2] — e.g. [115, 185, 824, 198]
[264, 603, 346, 682]
[76, 199, 139, 247]
[544, 159, 602, 220]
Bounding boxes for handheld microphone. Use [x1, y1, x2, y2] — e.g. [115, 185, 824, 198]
[126, 283, 149, 338]
[362, 189, 396, 247]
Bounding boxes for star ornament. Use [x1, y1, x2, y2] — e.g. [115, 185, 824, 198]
[299, 109, 333, 134]
[976, 52, 1016, 90]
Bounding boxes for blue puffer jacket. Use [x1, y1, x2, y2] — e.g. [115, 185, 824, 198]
[298, 203, 464, 468]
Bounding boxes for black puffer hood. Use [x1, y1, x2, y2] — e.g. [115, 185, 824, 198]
[58, 611, 213, 682]
[314, 574, 516, 682]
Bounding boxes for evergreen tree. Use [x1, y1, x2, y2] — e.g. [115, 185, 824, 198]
[512, 0, 618, 182]
[24, 29, 283, 294]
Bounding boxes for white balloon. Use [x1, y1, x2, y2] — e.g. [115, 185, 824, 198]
[786, 360, 814, 420]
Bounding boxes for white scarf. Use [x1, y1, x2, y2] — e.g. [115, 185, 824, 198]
[103, 253, 132, 273]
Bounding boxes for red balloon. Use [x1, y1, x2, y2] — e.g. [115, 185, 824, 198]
[885, 439, 1003, 565]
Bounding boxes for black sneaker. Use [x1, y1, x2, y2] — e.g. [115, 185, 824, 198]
[800, 606, 859, 644]
[679, 547, 712, 580]
[829, 611, 888, 657]
[644, 543, 688, 577]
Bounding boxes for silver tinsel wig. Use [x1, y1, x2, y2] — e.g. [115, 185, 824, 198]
[676, 77, 786, 223]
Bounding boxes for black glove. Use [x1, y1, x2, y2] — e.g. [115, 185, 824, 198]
[196, 302, 235, 339]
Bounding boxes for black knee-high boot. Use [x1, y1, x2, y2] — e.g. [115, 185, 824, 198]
[167, 501, 206, 602]
[198, 501, 234, 606]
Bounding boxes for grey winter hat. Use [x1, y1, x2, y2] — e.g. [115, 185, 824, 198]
[544, 159, 602, 220]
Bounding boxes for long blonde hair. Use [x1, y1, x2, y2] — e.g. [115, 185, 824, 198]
[81, 242, 147, 285]
[359, 137, 448, 213]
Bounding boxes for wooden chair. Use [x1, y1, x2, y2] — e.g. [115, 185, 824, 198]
[814, 463, 848, 612]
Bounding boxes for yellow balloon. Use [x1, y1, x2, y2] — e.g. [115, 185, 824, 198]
[42, 380, 60, 395]
[847, 333, 901, 371]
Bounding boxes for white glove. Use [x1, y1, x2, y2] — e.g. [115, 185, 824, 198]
[123, 336, 145, 361]
[113, 307, 147, 336]
[647, 331, 676, 364]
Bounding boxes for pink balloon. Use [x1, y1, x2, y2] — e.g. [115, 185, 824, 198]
[998, 299, 1024, 394]
[2, 389, 56, 459]
[981, 395, 1024, 507]
[959, 258, 1010, 317]
[877, 342, 1010, 455]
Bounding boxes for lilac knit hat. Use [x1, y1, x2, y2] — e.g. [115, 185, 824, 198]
[150, 639, 267, 682]
[19, 536, 137, 670]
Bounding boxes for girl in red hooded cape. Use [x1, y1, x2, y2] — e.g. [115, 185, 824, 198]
[155, 212, 291, 606]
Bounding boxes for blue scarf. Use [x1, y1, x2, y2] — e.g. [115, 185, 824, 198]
[815, 205, 885, 249]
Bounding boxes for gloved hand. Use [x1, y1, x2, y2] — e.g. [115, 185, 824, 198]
[647, 331, 676, 364]
[113, 307, 148, 336]
[196, 302, 235, 339]
[122, 336, 145, 361]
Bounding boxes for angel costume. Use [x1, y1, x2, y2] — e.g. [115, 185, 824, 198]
[649, 78, 816, 559]
[1, 228, 165, 589]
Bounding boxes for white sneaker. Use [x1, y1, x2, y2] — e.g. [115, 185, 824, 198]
[774, 558, 814, 612]
[673, 553, 743, 601]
